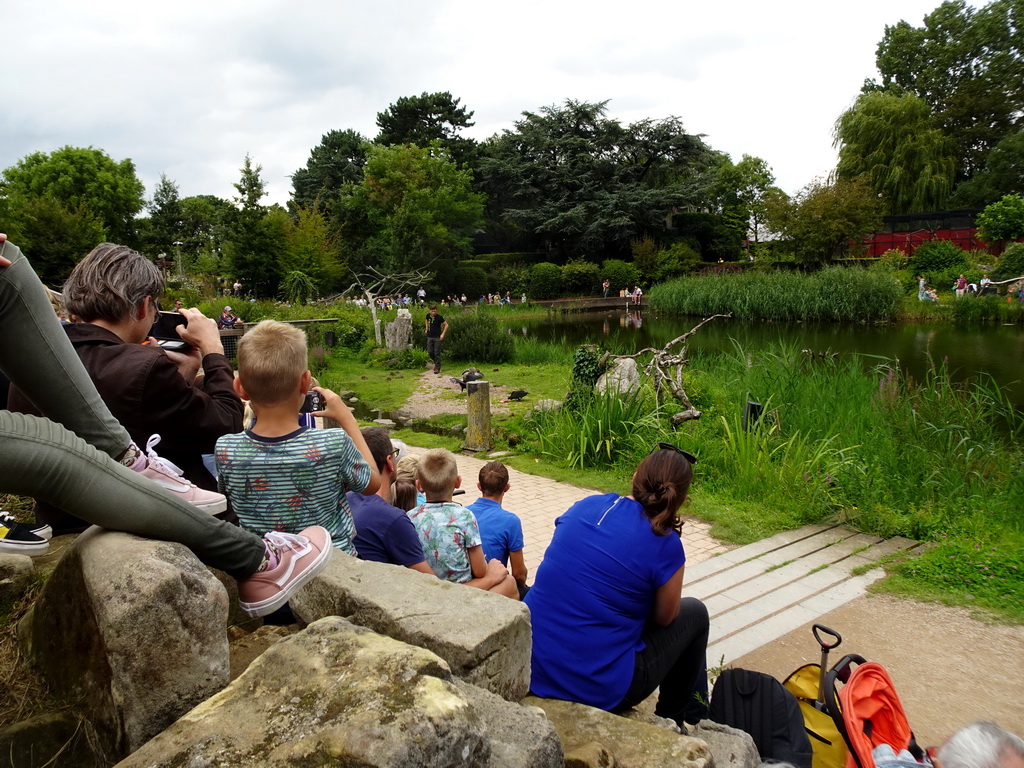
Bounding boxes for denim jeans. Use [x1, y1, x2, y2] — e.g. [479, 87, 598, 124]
[0, 240, 263, 579]
[615, 597, 710, 726]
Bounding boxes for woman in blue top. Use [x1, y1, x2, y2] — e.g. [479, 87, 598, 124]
[525, 443, 709, 728]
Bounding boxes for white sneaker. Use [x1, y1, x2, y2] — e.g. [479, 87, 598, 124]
[133, 435, 227, 514]
[0, 509, 52, 540]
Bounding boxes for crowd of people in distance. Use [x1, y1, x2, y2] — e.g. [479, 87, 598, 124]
[1, 236, 1018, 758]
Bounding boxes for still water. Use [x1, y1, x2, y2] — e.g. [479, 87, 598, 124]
[518, 310, 1024, 406]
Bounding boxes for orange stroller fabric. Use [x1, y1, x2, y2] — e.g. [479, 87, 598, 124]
[839, 662, 914, 768]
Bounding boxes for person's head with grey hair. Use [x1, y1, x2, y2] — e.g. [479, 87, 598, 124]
[938, 721, 1024, 768]
[63, 243, 163, 323]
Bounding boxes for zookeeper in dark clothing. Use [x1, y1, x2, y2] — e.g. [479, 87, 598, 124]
[8, 244, 243, 534]
[425, 305, 448, 374]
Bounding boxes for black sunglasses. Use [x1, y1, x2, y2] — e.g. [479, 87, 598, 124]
[652, 442, 697, 464]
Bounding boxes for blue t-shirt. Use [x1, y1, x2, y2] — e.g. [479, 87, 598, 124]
[347, 491, 426, 568]
[524, 493, 686, 710]
[464, 497, 524, 566]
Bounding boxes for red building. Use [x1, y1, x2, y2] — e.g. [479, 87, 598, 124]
[860, 209, 986, 257]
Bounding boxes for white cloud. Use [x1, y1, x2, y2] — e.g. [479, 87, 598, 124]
[1, 0, 975, 213]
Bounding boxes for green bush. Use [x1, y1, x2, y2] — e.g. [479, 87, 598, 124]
[363, 346, 431, 370]
[601, 259, 638, 293]
[444, 310, 514, 363]
[454, 266, 490, 297]
[655, 242, 702, 282]
[561, 259, 601, 295]
[529, 262, 563, 299]
[992, 242, 1024, 282]
[494, 265, 531, 297]
[909, 241, 968, 275]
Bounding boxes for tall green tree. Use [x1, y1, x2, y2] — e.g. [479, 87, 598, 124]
[223, 155, 281, 297]
[478, 100, 718, 258]
[346, 142, 484, 273]
[290, 129, 368, 216]
[180, 194, 232, 256]
[712, 154, 780, 243]
[834, 91, 956, 213]
[8, 196, 106, 283]
[282, 206, 346, 292]
[147, 173, 185, 258]
[375, 92, 478, 169]
[1, 145, 145, 245]
[951, 130, 1024, 207]
[767, 178, 884, 262]
[976, 194, 1024, 245]
[869, 0, 1024, 180]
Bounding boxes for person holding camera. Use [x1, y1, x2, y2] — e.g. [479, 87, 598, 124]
[8, 243, 243, 535]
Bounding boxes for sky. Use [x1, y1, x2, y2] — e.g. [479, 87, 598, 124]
[1, 0, 972, 210]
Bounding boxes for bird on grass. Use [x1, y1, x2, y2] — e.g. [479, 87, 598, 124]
[449, 369, 484, 392]
[502, 390, 528, 403]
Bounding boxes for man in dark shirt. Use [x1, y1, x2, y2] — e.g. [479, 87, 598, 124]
[347, 427, 433, 574]
[425, 305, 448, 374]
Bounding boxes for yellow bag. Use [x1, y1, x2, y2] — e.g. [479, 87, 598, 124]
[784, 663, 849, 768]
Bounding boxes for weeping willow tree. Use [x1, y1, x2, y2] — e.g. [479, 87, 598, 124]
[834, 91, 956, 214]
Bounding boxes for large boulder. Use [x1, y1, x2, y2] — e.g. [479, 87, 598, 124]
[384, 313, 413, 350]
[290, 554, 531, 701]
[596, 357, 641, 396]
[0, 552, 34, 608]
[527, 696, 713, 768]
[117, 617, 562, 768]
[23, 527, 230, 761]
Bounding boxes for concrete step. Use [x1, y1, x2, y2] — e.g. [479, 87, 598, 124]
[686, 524, 920, 664]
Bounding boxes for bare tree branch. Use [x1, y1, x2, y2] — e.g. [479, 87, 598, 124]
[343, 265, 435, 344]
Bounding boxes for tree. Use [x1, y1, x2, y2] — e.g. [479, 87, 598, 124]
[870, 0, 1024, 180]
[767, 178, 884, 262]
[712, 155, 780, 243]
[346, 142, 484, 274]
[375, 92, 478, 169]
[834, 91, 956, 213]
[290, 129, 368, 215]
[952, 130, 1024, 207]
[179, 195, 232, 257]
[6, 196, 106, 283]
[147, 174, 185, 261]
[976, 194, 1024, 245]
[1, 145, 145, 244]
[223, 155, 281, 297]
[478, 100, 718, 258]
[282, 206, 345, 293]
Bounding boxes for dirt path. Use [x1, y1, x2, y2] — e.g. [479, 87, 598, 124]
[400, 367, 520, 419]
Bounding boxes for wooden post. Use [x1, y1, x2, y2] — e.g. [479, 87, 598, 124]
[463, 381, 493, 452]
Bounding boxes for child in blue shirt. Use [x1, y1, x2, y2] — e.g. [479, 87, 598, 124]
[464, 460, 528, 598]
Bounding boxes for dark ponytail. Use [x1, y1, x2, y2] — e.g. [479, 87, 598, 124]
[631, 450, 693, 535]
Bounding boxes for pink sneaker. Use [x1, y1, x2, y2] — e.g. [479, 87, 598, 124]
[133, 435, 227, 514]
[238, 526, 333, 618]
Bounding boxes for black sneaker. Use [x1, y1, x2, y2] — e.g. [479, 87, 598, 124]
[0, 510, 52, 540]
[0, 521, 49, 556]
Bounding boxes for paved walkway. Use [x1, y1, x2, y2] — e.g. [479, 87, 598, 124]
[405, 443, 920, 665]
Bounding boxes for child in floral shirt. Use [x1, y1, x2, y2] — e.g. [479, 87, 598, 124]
[407, 449, 518, 598]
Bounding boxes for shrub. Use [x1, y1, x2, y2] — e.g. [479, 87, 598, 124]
[655, 242, 702, 282]
[444, 310, 514, 363]
[453, 266, 490, 297]
[561, 259, 601, 295]
[909, 241, 968, 274]
[494, 265, 531, 297]
[601, 259, 639, 293]
[992, 242, 1024, 282]
[529, 262, 563, 299]
[363, 346, 431, 370]
[631, 235, 659, 278]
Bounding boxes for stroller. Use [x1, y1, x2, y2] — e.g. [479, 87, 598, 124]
[783, 625, 927, 768]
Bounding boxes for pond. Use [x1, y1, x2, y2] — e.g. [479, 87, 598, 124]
[515, 310, 1024, 407]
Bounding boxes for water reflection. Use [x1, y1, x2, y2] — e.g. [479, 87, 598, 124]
[521, 310, 1024, 406]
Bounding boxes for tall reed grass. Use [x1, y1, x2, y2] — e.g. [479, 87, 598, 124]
[649, 267, 904, 322]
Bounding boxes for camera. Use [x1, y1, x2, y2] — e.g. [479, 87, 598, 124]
[300, 391, 324, 414]
[150, 311, 188, 341]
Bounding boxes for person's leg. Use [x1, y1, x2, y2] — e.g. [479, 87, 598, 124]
[0, 410, 263, 579]
[0, 241, 129, 457]
[615, 597, 710, 726]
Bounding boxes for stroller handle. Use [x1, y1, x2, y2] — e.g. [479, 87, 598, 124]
[813, 624, 842, 651]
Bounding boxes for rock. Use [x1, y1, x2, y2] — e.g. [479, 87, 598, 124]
[118, 617, 561, 768]
[533, 398, 563, 414]
[384, 314, 413, 350]
[526, 696, 713, 768]
[373, 418, 397, 429]
[26, 527, 230, 760]
[228, 624, 295, 681]
[596, 357, 640, 396]
[0, 552, 34, 607]
[690, 720, 762, 768]
[290, 554, 531, 701]
[487, 451, 512, 459]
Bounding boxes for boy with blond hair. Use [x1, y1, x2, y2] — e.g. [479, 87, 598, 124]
[216, 320, 380, 553]
[408, 448, 518, 597]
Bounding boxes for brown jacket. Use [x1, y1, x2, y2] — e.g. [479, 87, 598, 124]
[8, 323, 243, 531]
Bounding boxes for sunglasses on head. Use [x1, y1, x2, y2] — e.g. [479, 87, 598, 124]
[651, 442, 697, 464]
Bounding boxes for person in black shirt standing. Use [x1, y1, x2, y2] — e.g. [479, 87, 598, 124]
[425, 305, 448, 374]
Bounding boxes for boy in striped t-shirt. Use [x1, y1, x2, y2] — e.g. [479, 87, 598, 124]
[215, 321, 380, 554]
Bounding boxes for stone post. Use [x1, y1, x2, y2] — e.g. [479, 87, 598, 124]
[463, 381, 492, 452]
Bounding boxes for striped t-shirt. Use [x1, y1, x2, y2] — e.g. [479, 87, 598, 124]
[216, 427, 371, 554]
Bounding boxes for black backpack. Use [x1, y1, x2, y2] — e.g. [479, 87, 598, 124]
[709, 668, 814, 768]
